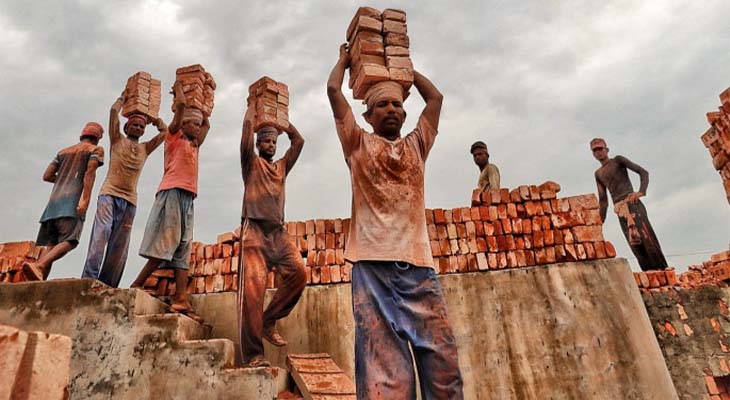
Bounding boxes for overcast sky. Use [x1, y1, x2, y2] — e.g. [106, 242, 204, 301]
[1, 0, 729, 286]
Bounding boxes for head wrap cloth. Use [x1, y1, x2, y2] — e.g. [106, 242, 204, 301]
[256, 126, 279, 142]
[182, 108, 204, 124]
[80, 122, 104, 139]
[363, 81, 407, 112]
[590, 138, 607, 149]
[127, 114, 148, 126]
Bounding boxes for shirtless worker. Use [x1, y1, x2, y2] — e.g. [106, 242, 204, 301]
[327, 44, 464, 399]
[23, 123, 105, 281]
[591, 138, 669, 271]
[81, 93, 167, 287]
[130, 82, 209, 322]
[237, 100, 306, 368]
[471, 141, 500, 191]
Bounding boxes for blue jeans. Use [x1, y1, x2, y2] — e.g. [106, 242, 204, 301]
[352, 261, 464, 399]
[82, 195, 136, 287]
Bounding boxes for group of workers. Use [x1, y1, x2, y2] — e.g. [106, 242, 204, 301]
[18, 35, 668, 398]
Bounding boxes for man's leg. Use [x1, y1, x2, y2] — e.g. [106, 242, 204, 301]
[394, 264, 463, 399]
[82, 195, 114, 280]
[134, 190, 180, 288]
[262, 229, 307, 344]
[238, 245, 269, 366]
[130, 258, 164, 288]
[25, 218, 81, 280]
[352, 261, 417, 399]
[630, 201, 669, 271]
[98, 200, 136, 287]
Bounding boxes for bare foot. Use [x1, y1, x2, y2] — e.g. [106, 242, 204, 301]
[22, 262, 44, 281]
[263, 326, 287, 347]
[244, 355, 271, 368]
[170, 301, 204, 324]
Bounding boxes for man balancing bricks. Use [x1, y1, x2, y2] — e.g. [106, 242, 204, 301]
[23, 122, 105, 281]
[82, 84, 167, 288]
[238, 77, 306, 368]
[327, 39, 464, 398]
[130, 81, 210, 323]
[591, 137, 669, 271]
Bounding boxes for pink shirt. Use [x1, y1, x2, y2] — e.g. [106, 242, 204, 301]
[335, 109, 437, 268]
[157, 131, 199, 196]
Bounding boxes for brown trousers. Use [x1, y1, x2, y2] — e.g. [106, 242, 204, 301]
[616, 199, 669, 271]
[237, 219, 306, 363]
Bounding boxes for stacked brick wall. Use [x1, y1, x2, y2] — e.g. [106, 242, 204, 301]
[634, 250, 730, 294]
[142, 182, 617, 297]
[701, 87, 730, 203]
[0, 241, 47, 283]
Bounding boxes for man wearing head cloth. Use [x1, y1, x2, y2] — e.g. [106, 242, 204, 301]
[591, 138, 668, 271]
[131, 82, 210, 323]
[81, 91, 168, 288]
[23, 122, 105, 281]
[471, 141, 500, 192]
[327, 44, 464, 399]
[237, 100, 306, 368]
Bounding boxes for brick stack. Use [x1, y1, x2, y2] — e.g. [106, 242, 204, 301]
[347, 7, 413, 99]
[633, 250, 730, 294]
[633, 270, 679, 293]
[247, 76, 289, 132]
[0, 241, 47, 283]
[144, 182, 617, 297]
[121, 72, 162, 121]
[172, 64, 216, 117]
[701, 87, 730, 203]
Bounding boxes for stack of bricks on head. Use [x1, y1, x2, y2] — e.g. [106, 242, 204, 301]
[121, 72, 161, 121]
[172, 64, 216, 117]
[248, 77, 289, 132]
[701, 87, 730, 203]
[141, 182, 621, 297]
[347, 7, 413, 99]
[0, 242, 47, 283]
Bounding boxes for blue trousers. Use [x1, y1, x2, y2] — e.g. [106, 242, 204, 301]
[352, 261, 464, 399]
[82, 195, 136, 287]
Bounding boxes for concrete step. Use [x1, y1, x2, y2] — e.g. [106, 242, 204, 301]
[218, 367, 289, 399]
[135, 313, 209, 343]
[178, 338, 236, 369]
[130, 288, 170, 316]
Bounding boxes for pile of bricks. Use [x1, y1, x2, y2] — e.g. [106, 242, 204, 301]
[0, 241, 47, 283]
[172, 64, 216, 117]
[347, 7, 413, 99]
[121, 71, 162, 120]
[701, 87, 730, 203]
[633, 270, 679, 293]
[705, 374, 730, 399]
[247, 76, 289, 132]
[144, 182, 617, 297]
[634, 250, 730, 294]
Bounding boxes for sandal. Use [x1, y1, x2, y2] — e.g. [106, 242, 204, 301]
[170, 303, 205, 324]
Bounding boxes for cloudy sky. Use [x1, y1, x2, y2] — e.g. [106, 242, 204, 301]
[1, 0, 729, 286]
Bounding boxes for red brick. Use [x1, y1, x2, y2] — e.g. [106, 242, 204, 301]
[572, 226, 604, 242]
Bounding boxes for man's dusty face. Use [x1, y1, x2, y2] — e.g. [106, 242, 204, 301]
[366, 99, 405, 138]
[592, 144, 609, 161]
[257, 136, 277, 159]
[181, 119, 201, 140]
[472, 148, 489, 168]
[126, 121, 146, 138]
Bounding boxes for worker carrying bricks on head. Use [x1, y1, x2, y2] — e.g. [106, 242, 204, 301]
[471, 141, 500, 192]
[591, 138, 669, 271]
[81, 93, 167, 288]
[130, 82, 209, 323]
[237, 92, 306, 368]
[327, 43, 464, 399]
[23, 123, 105, 281]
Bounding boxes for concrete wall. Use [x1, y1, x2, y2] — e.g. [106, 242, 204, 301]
[641, 285, 730, 399]
[193, 258, 677, 399]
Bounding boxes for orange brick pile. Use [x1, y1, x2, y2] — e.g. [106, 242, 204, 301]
[248, 76, 289, 132]
[702, 87, 730, 203]
[143, 182, 618, 297]
[634, 250, 730, 293]
[705, 375, 730, 399]
[347, 7, 413, 99]
[172, 64, 216, 117]
[0, 242, 47, 283]
[121, 71, 161, 120]
[633, 269, 679, 294]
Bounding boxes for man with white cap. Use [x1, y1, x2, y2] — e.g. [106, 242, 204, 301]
[131, 82, 209, 323]
[23, 122, 105, 281]
[81, 91, 168, 288]
[327, 43, 463, 399]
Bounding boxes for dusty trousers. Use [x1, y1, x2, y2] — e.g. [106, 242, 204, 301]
[237, 219, 306, 363]
[352, 261, 464, 399]
[616, 199, 668, 271]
